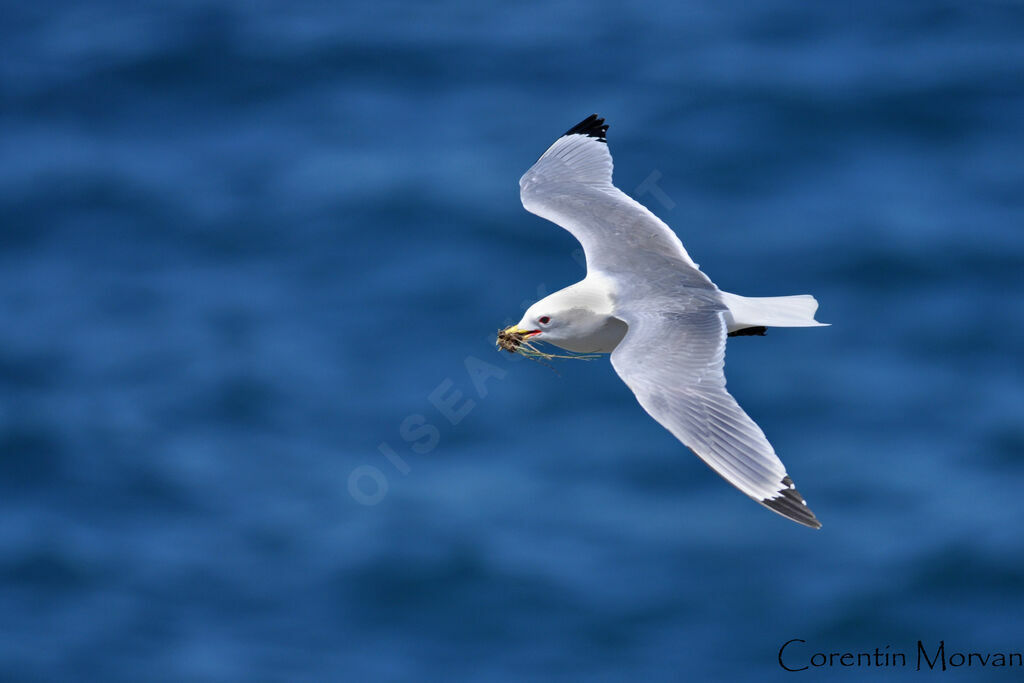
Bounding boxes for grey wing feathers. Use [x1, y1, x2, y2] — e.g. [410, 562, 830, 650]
[610, 309, 821, 529]
[518, 115, 711, 292]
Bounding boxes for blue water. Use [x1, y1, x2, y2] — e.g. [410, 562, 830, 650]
[2, 1, 1023, 680]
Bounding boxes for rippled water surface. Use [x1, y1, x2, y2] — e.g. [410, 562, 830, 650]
[2, 1, 1023, 681]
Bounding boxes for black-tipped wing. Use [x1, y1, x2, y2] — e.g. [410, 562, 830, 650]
[610, 308, 821, 529]
[518, 114, 713, 294]
[563, 113, 608, 141]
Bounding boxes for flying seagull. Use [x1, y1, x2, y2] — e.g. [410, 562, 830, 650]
[499, 114, 828, 528]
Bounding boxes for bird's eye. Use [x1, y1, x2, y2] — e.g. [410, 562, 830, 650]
[538, 316, 551, 325]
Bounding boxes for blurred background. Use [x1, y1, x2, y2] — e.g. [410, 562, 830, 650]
[2, 0, 1023, 680]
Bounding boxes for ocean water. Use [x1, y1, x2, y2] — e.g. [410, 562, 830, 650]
[2, 1, 1023, 681]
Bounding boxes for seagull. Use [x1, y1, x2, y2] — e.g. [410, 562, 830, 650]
[500, 114, 828, 528]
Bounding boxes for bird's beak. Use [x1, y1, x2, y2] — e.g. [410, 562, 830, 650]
[502, 325, 541, 338]
[496, 325, 542, 354]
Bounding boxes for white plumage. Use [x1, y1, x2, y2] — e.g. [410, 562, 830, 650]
[506, 114, 828, 528]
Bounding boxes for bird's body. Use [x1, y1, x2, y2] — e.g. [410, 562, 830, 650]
[502, 115, 828, 528]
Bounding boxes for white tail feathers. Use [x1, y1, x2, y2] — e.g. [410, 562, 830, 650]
[720, 292, 828, 332]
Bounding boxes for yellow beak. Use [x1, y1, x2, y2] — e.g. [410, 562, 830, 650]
[501, 325, 540, 337]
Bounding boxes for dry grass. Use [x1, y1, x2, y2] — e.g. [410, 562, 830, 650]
[495, 328, 600, 363]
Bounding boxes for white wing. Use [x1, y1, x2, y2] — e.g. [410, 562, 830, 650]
[520, 115, 820, 528]
[609, 306, 820, 528]
[519, 115, 714, 297]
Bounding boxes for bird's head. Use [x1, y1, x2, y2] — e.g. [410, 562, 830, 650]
[497, 311, 567, 355]
[497, 286, 617, 358]
[504, 296, 585, 348]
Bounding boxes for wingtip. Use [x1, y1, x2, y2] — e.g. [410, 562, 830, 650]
[762, 475, 822, 529]
[564, 114, 608, 142]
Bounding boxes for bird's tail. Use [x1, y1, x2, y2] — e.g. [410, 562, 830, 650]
[720, 292, 828, 332]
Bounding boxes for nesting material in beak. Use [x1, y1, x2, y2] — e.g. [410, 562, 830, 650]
[496, 326, 536, 354]
[495, 325, 599, 361]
